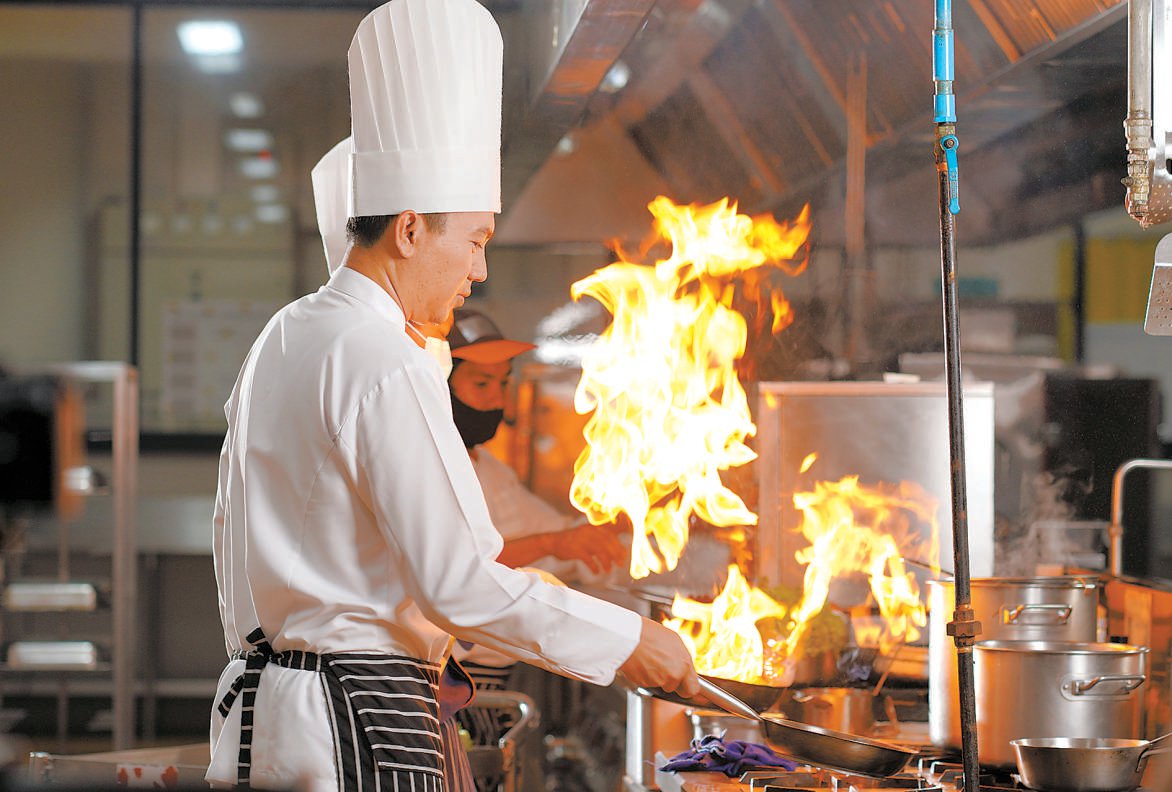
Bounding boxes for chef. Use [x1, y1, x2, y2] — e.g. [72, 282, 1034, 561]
[208, 1, 698, 791]
[314, 145, 629, 771]
[314, 147, 628, 616]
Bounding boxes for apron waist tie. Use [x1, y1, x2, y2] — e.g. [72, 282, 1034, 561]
[217, 627, 323, 789]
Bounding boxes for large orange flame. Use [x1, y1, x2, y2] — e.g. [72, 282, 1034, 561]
[568, 196, 811, 579]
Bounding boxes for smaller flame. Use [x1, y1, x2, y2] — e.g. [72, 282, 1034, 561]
[799, 453, 818, 474]
[784, 474, 941, 659]
[663, 565, 787, 684]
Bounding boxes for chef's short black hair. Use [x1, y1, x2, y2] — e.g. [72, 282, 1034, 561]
[346, 213, 448, 248]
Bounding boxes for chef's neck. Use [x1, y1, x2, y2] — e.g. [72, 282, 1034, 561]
[344, 246, 432, 338]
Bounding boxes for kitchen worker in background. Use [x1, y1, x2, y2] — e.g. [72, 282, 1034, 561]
[209, 1, 699, 791]
[448, 309, 627, 580]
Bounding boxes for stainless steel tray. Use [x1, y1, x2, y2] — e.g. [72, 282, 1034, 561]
[3, 582, 98, 612]
[7, 641, 100, 670]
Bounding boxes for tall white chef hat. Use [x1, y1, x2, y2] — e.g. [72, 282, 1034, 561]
[310, 137, 352, 275]
[347, 0, 503, 218]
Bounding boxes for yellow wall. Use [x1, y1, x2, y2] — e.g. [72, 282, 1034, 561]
[1084, 237, 1162, 324]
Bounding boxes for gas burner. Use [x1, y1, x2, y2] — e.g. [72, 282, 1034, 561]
[743, 769, 833, 790]
[740, 768, 945, 791]
[919, 760, 1019, 790]
[829, 773, 944, 791]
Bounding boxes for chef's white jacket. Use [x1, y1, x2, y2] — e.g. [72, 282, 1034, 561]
[207, 268, 641, 790]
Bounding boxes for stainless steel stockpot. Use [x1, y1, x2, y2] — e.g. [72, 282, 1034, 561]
[929, 576, 1099, 748]
[975, 640, 1148, 769]
[781, 687, 875, 735]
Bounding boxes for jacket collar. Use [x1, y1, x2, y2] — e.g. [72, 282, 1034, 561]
[328, 266, 407, 326]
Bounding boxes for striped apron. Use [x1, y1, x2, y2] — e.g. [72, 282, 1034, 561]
[217, 628, 474, 792]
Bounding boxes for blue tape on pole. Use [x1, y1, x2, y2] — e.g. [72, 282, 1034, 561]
[933, 0, 956, 123]
[933, 31, 954, 81]
[935, 94, 955, 124]
[936, 0, 952, 26]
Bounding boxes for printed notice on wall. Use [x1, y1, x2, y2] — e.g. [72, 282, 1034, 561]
[160, 299, 277, 432]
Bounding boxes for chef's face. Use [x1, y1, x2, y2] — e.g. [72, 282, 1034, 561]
[449, 359, 511, 412]
[411, 211, 492, 324]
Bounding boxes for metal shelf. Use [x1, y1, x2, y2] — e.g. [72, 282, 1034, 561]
[0, 663, 112, 676]
[2, 362, 138, 749]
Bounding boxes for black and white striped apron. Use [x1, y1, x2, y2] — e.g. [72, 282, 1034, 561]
[217, 627, 472, 792]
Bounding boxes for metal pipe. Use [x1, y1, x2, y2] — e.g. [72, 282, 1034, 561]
[1108, 458, 1172, 576]
[934, 3, 980, 791]
[1125, 0, 1154, 223]
[112, 363, 139, 750]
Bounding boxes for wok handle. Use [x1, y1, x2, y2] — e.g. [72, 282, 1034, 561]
[1001, 603, 1072, 625]
[697, 678, 761, 721]
[1071, 674, 1146, 696]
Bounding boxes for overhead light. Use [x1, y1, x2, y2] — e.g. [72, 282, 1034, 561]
[224, 128, 273, 153]
[255, 204, 289, 224]
[177, 21, 243, 56]
[600, 60, 630, 94]
[229, 92, 264, 119]
[250, 184, 280, 203]
[239, 155, 279, 180]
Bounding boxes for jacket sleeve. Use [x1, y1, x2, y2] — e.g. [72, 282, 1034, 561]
[344, 364, 641, 685]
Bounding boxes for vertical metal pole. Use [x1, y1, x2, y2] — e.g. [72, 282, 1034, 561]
[112, 364, 139, 749]
[1125, 0, 1154, 224]
[933, 3, 981, 790]
[845, 54, 869, 367]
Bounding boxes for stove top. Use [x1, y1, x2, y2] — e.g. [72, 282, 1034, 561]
[628, 755, 1155, 792]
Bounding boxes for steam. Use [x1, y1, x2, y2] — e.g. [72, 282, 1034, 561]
[995, 469, 1095, 576]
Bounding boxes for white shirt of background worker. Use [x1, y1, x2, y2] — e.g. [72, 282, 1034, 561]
[209, 1, 699, 790]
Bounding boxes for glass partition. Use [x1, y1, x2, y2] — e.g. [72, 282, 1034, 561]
[136, 6, 359, 432]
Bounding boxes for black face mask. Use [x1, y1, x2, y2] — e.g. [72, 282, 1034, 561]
[450, 391, 504, 449]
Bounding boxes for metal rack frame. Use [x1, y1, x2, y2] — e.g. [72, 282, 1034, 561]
[2, 362, 138, 749]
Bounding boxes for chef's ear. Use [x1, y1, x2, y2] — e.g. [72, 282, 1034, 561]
[389, 210, 424, 257]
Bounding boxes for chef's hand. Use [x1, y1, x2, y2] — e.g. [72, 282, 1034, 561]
[618, 617, 700, 698]
[552, 522, 628, 574]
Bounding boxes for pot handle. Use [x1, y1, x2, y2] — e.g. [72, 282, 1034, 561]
[1137, 744, 1172, 771]
[1001, 603, 1073, 625]
[1070, 674, 1146, 696]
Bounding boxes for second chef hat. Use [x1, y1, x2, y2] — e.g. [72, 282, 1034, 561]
[347, 0, 503, 218]
[310, 137, 351, 275]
